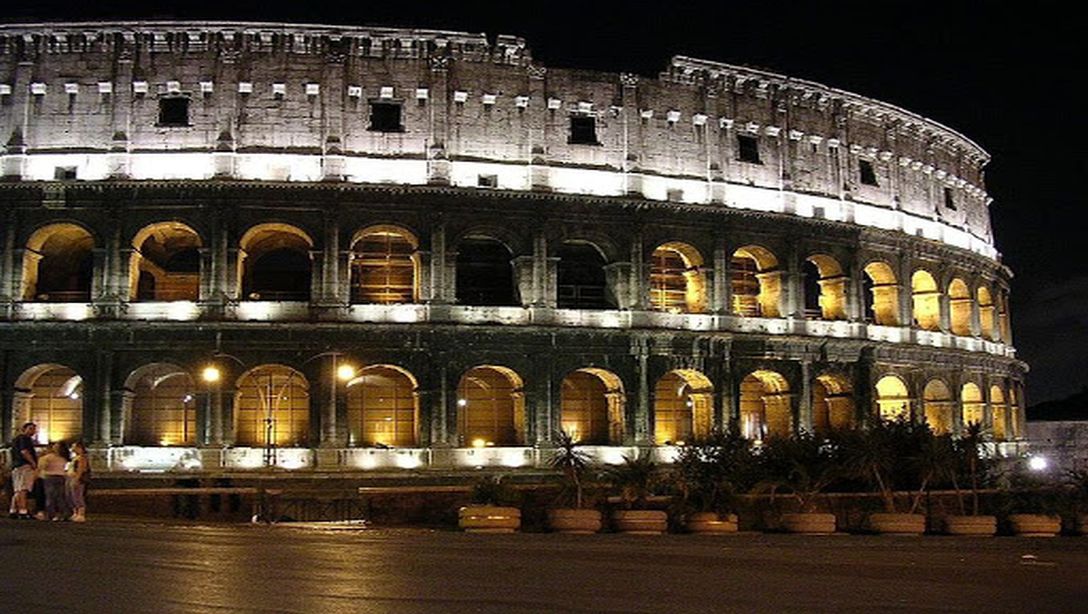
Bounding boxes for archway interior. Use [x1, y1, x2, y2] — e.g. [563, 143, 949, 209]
[990, 385, 1007, 441]
[556, 242, 612, 309]
[24, 224, 94, 302]
[731, 246, 779, 317]
[862, 261, 899, 325]
[805, 254, 847, 320]
[131, 223, 201, 301]
[560, 368, 624, 444]
[911, 270, 941, 331]
[875, 375, 910, 421]
[977, 286, 996, 341]
[457, 366, 525, 446]
[650, 243, 705, 314]
[15, 364, 83, 444]
[240, 224, 313, 301]
[346, 365, 418, 447]
[923, 379, 953, 435]
[235, 365, 310, 447]
[740, 370, 791, 440]
[812, 374, 854, 434]
[653, 369, 713, 444]
[350, 227, 418, 304]
[127, 364, 197, 446]
[948, 278, 972, 336]
[961, 382, 984, 428]
[456, 238, 517, 306]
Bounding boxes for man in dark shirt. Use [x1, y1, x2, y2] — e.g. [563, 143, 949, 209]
[9, 422, 38, 519]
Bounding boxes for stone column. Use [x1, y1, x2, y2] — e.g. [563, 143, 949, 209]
[798, 360, 813, 434]
[512, 256, 535, 307]
[604, 262, 634, 310]
[315, 215, 342, 306]
[630, 232, 647, 310]
[0, 211, 15, 305]
[427, 224, 451, 303]
[93, 351, 113, 445]
[427, 56, 451, 185]
[633, 336, 651, 444]
[711, 243, 729, 313]
[110, 389, 130, 445]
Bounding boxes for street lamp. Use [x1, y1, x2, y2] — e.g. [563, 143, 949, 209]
[202, 365, 221, 383]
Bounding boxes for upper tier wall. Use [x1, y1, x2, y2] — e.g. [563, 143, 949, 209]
[0, 22, 995, 254]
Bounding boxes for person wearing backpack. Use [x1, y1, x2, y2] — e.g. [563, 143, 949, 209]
[9, 422, 39, 519]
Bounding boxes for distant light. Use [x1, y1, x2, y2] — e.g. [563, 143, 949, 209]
[1028, 456, 1048, 471]
[202, 366, 221, 383]
[182, 394, 193, 403]
[337, 364, 357, 381]
[471, 438, 487, 448]
[457, 399, 467, 407]
[68, 392, 80, 400]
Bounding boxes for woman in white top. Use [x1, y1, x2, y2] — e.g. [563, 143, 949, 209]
[37, 441, 71, 521]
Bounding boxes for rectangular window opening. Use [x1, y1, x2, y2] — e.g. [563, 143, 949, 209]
[477, 174, 498, 189]
[859, 159, 879, 186]
[369, 102, 404, 132]
[944, 187, 956, 210]
[737, 134, 761, 164]
[54, 167, 77, 181]
[157, 97, 190, 127]
[568, 115, 599, 145]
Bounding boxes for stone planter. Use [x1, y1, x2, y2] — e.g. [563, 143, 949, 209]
[611, 510, 668, 534]
[780, 513, 837, 535]
[943, 515, 997, 536]
[458, 505, 521, 533]
[1077, 514, 1088, 536]
[546, 508, 602, 534]
[686, 512, 739, 534]
[868, 513, 926, 535]
[1008, 514, 1061, 537]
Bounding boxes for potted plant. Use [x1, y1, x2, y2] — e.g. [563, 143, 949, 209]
[842, 418, 930, 535]
[458, 475, 521, 533]
[545, 431, 602, 534]
[1064, 469, 1088, 535]
[605, 452, 668, 534]
[998, 466, 1062, 537]
[755, 431, 841, 534]
[674, 427, 754, 534]
[942, 423, 998, 536]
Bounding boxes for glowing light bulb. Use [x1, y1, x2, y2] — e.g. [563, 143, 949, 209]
[1028, 456, 1048, 471]
[337, 364, 357, 381]
[471, 438, 486, 448]
[202, 366, 221, 383]
[457, 399, 467, 407]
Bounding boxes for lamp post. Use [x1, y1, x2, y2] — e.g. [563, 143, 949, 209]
[301, 351, 357, 449]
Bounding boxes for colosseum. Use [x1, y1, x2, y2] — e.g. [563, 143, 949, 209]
[0, 21, 1025, 475]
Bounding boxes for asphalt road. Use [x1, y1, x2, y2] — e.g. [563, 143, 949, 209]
[1, 519, 1086, 613]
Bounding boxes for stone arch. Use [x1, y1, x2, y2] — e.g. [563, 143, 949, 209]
[731, 245, 781, 317]
[961, 382, 984, 428]
[977, 286, 996, 341]
[990, 384, 1008, 441]
[812, 373, 854, 434]
[739, 369, 792, 440]
[345, 364, 418, 447]
[13, 364, 83, 444]
[130, 221, 203, 302]
[653, 369, 713, 444]
[911, 269, 941, 331]
[456, 366, 526, 446]
[456, 236, 518, 306]
[948, 278, 972, 336]
[560, 368, 625, 444]
[922, 379, 954, 435]
[556, 241, 613, 309]
[22, 223, 95, 302]
[123, 363, 198, 446]
[650, 242, 707, 313]
[238, 223, 314, 301]
[234, 364, 311, 447]
[875, 374, 910, 421]
[862, 260, 899, 325]
[804, 254, 847, 320]
[350, 225, 419, 304]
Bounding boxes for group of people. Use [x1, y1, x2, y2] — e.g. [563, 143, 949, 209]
[7, 422, 91, 522]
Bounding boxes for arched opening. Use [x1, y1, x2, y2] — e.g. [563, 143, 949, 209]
[654, 370, 713, 444]
[650, 242, 706, 313]
[961, 382, 984, 428]
[234, 365, 310, 447]
[457, 366, 525, 446]
[130, 222, 202, 301]
[125, 363, 197, 446]
[875, 375, 910, 421]
[977, 286, 996, 340]
[862, 261, 899, 325]
[997, 291, 1011, 343]
[350, 226, 418, 304]
[239, 224, 313, 301]
[922, 380, 954, 435]
[948, 279, 972, 336]
[456, 237, 517, 306]
[739, 370, 791, 440]
[805, 254, 847, 320]
[990, 385, 1007, 441]
[560, 368, 625, 444]
[731, 245, 780, 317]
[22, 224, 95, 302]
[911, 270, 941, 331]
[557, 242, 612, 309]
[13, 364, 83, 444]
[346, 365, 418, 447]
[812, 374, 854, 434]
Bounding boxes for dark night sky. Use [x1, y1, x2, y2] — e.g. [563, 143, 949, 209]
[7, 2, 1085, 404]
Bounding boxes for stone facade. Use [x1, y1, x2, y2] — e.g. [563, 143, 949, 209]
[0, 22, 1025, 474]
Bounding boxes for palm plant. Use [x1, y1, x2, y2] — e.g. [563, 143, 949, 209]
[675, 426, 756, 515]
[548, 430, 593, 508]
[754, 431, 843, 513]
[605, 452, 660, 510]
[841, 417, 936, 513]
